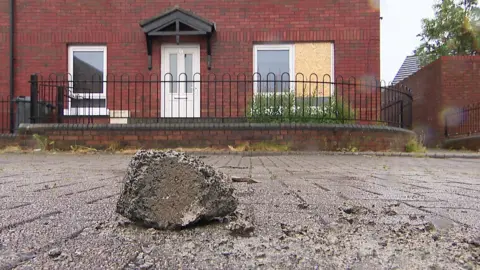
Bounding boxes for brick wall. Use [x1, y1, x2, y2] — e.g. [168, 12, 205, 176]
[444, 135, 480, 151]
[16, 123, 415, 152]
[2, 0, 380, 94]
[0, 134, 17, 148]
[400, 56, 480, 147]
[441, 57, 480, 107]
[399, 59, 442, 146]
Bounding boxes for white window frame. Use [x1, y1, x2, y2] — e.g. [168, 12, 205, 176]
[253, 44, 295, 94]
[330, 42, 335, 97]
[65, 45, 108, 116]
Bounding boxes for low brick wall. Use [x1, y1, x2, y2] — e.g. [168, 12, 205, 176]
[443, 135, 480, 151]
[15, 123, 416, 152]
[0, 134, 20, 148]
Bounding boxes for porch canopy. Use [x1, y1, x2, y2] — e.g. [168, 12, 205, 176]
[140, 7, 216, 70]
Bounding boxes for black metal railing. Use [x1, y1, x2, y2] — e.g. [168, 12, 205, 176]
[445, 103, 480, 138]
[8, 72, 413, 131]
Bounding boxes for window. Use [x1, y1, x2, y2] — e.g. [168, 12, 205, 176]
[67, 45, 107, 115]
[253, 44, 295, 93]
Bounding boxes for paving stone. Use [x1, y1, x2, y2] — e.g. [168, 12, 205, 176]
[0, 153, 479, 269]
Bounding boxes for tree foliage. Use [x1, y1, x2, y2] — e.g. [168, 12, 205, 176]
[415, 0, 480, 66]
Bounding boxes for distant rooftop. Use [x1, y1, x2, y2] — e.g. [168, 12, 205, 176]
[392, 55, 420, 85]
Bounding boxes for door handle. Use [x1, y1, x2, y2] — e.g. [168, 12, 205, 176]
[174, 97, 188, 100]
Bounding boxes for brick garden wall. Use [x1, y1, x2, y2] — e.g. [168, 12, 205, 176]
[399, 59, 443, 147]
[15, 123, 415, 152]
[0, 134, 17, 149]
[400, 56, 480, 147]
[443, 135, 480, 151]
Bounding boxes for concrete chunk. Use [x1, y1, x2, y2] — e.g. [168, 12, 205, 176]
[116, 150, 238, 229]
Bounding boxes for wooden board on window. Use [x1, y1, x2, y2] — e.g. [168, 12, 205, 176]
[294, 42, 334, 97]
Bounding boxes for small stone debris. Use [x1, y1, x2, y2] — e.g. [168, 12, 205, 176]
[47, 248, 61, 258]
[141, 245, 155, 254]
[280, 223, 308, 238]
[383, 209, 398, 216]
[231, 177, 260, 184]
[340, 205, 369, 215]
[117, 219, 132, 227]
[378, 240, 388, 247]
[468, 237, 480, 247]
[53, 253, 70, 262]
[221, 251, 233, 256]
[126, 252, 155, 270]
[424, 222, 436, 232]
[297, 202, 309, 209]
[255, 252, 266, 259]
[95, 222, 105, 230]
[139, 262, 154, 270]
[227, 207, 255, 237]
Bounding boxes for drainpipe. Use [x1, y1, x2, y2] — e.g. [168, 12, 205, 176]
[9, 0, 15, 133]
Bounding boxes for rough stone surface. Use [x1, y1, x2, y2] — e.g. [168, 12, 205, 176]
[226, 206, 256, 237]
[115, 150, 238, 229]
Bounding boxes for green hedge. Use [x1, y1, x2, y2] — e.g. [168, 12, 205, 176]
[246, 93, 356, 124]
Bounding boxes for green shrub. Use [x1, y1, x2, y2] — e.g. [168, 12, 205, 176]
[405, 138, 427, 153]
[246, 92, 356, 124]
[32, 134, 55, 151]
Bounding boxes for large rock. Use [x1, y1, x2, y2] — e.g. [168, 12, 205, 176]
[116, 150, 238, 229]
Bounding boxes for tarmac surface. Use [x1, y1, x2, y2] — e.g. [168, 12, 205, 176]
[0, 152, 479, 269]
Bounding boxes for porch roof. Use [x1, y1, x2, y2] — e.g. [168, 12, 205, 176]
[139, 7, 216, 71]
[140, 7, 216, 36]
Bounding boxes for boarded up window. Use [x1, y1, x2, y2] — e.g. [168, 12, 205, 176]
[294, 42, 334, 97]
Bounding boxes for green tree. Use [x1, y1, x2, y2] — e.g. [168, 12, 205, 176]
[415, 0, 480, 67]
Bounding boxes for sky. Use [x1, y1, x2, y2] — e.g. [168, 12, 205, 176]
[380, 0, 436, 82]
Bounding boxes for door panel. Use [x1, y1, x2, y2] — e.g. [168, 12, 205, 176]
[162, 45, 200, 118]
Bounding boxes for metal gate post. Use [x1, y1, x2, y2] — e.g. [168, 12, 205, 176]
[400, 100, 404, 128]
[57, 86, 64, 123]
[444, 116, 449, 138]
[30, 74, 38, 123]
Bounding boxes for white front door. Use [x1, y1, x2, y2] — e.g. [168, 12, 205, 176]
[161, 44, 201, 118]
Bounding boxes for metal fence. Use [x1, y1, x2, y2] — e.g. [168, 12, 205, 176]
[0, 95, 45, 134]
[445, 103, 480, 138]
[1, 72, 413, 133]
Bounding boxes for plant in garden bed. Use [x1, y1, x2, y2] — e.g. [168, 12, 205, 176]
[246, 92, 356, 124]
[32, 134, 56, 151]
[405, 138, 427, 153]
[228, 141, 290, 152]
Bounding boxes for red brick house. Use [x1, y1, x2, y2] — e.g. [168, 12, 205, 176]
[0, 0, 380, 129]
[396, 56, 480, 147]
